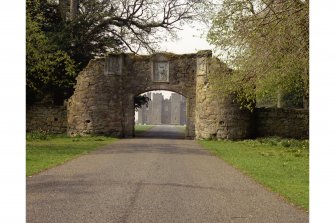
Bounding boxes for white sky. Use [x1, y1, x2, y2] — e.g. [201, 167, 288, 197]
[159, 23, 213, 54]
[154, 22, 214, 99]
[141, 90, 172, 99]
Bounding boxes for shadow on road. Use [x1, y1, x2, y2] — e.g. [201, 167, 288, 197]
[135, 125, 186, 139]
[92, 125, 211, 156]
[94, 143, 212, 156]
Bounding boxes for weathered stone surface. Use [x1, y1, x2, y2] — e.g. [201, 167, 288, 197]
[26, 105, 67, 133]
[64, 50, 309, 140]
[254, 108, 309, 139]
[67, 52, 198, 138]
[195, 55, 253, 140]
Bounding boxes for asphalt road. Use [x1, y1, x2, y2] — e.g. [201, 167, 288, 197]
[27, 125, 308, 223]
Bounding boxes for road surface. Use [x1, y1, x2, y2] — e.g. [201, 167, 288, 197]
[27, 125, 308, 222]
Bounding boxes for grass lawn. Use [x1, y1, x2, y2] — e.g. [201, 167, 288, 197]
[134, 124, 154, 135]
[26, 133, 118, 176]
[199, 137, 309, 210]
[175, 125, 186, 133]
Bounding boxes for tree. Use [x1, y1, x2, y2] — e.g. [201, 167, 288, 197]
[43, 0, 208, 69]
[26, 0, 77, 105]
[134, 95, 151, 111]
[27, 0, 208, 104]
[207, 0, 309, 109]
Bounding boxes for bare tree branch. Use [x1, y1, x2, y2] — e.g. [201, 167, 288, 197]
[72, 0, 205, 53]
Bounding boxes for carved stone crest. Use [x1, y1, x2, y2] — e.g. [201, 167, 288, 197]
[153, 61, 169, 82]
[104, 55, 122, 75]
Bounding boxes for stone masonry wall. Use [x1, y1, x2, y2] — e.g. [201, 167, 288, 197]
[26, 105, 67, 133]
[122, 53, 197, 138]
[254, 108, 309, 139]
[26, 104, 309, 139]
[151, 93, 163, 124]
[66, 50, 308, 140]
[195, 55, 253, 140]
[67, 58, 125, 136]
[67, 52, 198, 138]
[170, 93, 181, 125]
[138, 93, 185, 125]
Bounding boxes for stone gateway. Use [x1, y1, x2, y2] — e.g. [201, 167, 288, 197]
[66, 50, 308, 139]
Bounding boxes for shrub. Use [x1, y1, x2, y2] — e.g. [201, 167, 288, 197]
[26, 130, 50, 141]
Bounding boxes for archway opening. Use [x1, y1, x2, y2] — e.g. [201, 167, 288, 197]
[134, 90, 187, 138]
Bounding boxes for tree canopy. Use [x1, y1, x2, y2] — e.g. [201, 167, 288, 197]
[207, 0, 309, 109]
[26, 0, 77, 104]
[27, 0, 308, 109]
[27, 0, 208, 104]
[134, 95, 151, 111]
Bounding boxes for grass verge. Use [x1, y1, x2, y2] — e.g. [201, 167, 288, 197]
[175, 125, 186, 133]
[134, 124, 154, 135]
[199, 137, 309, 210]
[26, 133, 118, 176]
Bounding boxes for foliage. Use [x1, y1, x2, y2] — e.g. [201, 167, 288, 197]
[27, 0, 208, 104]
[134, 95, 151, 111]
[26, 0, 77, 104]
[176, 125, 186, 133]
[71, 0, 208, 53]
[26, 130, 50, 141]
[39, 0, 124, 71]
[26, 134, 117, 176]
[207, 0, 309, 109]
[199, 137, 309, 209]
[134, 124, 154, 135]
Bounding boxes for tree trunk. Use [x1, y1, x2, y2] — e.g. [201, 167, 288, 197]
[59, 0, 69, 21]
[70, 0, 79, 21]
